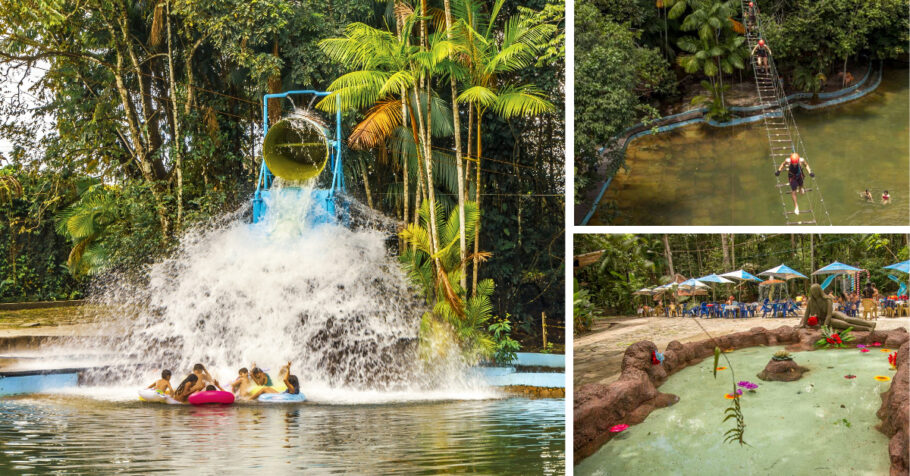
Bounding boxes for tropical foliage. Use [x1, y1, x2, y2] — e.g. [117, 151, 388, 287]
[576, 233, 910, 315]
[575, 0, 909, 204]
[0, 0, 564, 351]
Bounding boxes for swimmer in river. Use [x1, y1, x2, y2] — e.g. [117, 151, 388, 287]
[751, 39, 771, 73]
[882, 190, 891, 204]
[775, 152, 814, 215]
[146, 369, 174, 396]
[862, 189, 873, 201]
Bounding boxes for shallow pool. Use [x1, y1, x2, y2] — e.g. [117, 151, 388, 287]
[576, 345, 896, 475]
[0, 395, 564, 474]
[592, 67, 909, 225]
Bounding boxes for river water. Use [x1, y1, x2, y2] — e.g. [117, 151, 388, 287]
[0, 394, 564, 474]
[591, 67, 909, 225]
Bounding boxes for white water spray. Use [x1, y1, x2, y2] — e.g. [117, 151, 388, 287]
[85, 184, 494, 401]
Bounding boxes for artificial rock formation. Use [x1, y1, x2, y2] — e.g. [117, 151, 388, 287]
[756, 358, 809, 382]
[876, 341, 909, 476]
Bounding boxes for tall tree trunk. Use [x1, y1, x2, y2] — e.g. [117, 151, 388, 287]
[442, 0, 467, 290]
[809, 234, 815, 284]
[663, 234, 675, 277]
[360, 158, 373, 209]
[267, 38, 282, 125]
[730, 234, 735, 268]
[471, 108, 483, 294]
[165, 0, 182, 229]
[721, 233, 730, 270]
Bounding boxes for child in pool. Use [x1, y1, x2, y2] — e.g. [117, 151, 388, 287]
[173, 374, 199, 403]
[862, 189, 873, 201]
[191, 363, 224, 392]
[250, 362, 293, 399]
[146, 369, 174, 396]
[250, 365, 274, 387]
[882, 190, 891, 204]
[230, 368, 253, 398]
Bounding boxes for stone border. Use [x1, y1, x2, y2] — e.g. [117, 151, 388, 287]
[0, 300, 84, 311]
[573, 325, 909, 474]
[577, 61, 885, 225]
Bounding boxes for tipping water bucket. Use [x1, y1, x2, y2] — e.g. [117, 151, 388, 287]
[262, 114, 331, 181]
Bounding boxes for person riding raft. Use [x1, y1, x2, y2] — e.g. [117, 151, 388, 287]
[775, 152, 814, 215]
[751, 39, 772, 73]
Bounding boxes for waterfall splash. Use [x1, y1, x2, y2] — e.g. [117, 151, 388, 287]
[79, 184, 494, 402]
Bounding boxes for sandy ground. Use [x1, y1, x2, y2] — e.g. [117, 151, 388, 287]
[0, 306, 121, 338]
[574, 315, 910, 388]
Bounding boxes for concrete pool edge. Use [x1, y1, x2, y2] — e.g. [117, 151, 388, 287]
[573, 326, 909, 473]
[576, 61, 889, 226]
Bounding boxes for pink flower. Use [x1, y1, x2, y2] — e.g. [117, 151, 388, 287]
[609, 424, 629, 433]
[860, 349, 870, 353]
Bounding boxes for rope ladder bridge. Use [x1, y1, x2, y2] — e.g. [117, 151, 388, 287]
[741, 0, 833, 225]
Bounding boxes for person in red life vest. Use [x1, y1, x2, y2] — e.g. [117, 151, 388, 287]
[775, 153, 814, 215]
[881, 190, 891, 204]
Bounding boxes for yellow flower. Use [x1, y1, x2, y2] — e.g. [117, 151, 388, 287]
[874, 376, 891, 382]
[881, 349, 892, 353]
[724, 393, 740, 399]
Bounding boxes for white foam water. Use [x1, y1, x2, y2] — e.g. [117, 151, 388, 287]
[78, 184, 496, 402]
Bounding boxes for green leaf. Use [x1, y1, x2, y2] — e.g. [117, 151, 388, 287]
[713, 346, 720, 379]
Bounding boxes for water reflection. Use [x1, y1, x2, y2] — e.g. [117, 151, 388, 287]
[0, 397, 565, 474]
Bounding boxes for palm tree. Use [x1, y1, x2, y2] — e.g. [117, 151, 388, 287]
[55, 185, 117, 276]
[318, 13, 457, 265]
[673, 0, 747, 114]
[400, 199, 495, 361]
[451, 0, 557, 293]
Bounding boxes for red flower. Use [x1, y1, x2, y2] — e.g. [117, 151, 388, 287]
[651, 351, 660, 365]
[807, 316, 818, 326]
[889, 352, 897, 367]
[826, 338, 835, 344]
[833, 334, 842, 344]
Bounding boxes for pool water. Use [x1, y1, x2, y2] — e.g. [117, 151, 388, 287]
[576, 345, 896, 475]
[592, 67, 909, 225]
[0, 395, 565, 474]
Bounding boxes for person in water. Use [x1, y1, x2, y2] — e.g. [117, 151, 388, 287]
[250, 362, 296, 399]
[775, 152, 814, 215]
[146, 369, 174, 396]
[882, 190, 891, 204]
[173, 374, 199, 403]
[191, 363, 224, 392]
[250, 365, 274, 387]
[799, 283, 875, 332]
[751, 39, 772, 72]
[862, 189, 873, 201]
[231, 368, 253, 398]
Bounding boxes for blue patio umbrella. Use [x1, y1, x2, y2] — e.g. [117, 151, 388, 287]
[720, 270, 762, 301]
[759, 264, 808, 280]
[884, 260, 910, 274]
[760, 264, 808, 299]
[719, 270, 763, 282]
[696, 274, 733, 301]
[813, 261, 862, 296]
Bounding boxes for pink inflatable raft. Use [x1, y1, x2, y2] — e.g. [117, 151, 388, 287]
[188, 390, 235, 406]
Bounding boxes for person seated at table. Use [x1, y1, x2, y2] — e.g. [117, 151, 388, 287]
[800, 283, 875, 331]
[725, 296, 735, 305]
[637, 306, 644, 317]
[882, 190, 891, 204]
[862, 281, 879, 320]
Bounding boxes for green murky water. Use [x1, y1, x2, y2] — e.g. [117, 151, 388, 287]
[576, 345, 896, 475]
[592, 68, 909, 225]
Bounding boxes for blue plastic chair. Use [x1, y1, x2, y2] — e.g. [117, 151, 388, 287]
[699, 302, 711, 318]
